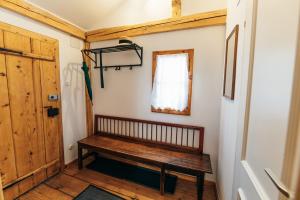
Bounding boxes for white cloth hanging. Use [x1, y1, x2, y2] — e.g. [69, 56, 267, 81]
[151, 53, 189, 111]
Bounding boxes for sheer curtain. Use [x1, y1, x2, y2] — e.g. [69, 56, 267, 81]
[151, 53, 189, 111]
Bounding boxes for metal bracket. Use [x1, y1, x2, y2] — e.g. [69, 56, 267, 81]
[82, 43, 143, 89]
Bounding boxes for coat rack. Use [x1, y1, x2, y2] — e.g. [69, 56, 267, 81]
[82, 43, 143, 88]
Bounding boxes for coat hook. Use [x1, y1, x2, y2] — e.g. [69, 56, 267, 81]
[129, 66, 133, 70]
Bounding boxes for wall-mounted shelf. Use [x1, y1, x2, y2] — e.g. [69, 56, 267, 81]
[82, 43, 143, 88]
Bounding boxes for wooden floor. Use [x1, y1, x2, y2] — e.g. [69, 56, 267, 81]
[18, 160, 218, 200]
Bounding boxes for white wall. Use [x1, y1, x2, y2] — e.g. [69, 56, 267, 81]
[91, 26, 226, 181]
[0, 8, 86, 164]
[217, 0, 247, 199]
[89, 0, 227, 30]
[182, 0, 226, 15]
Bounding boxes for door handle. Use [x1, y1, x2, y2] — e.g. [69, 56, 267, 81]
[264, 168, 294, 199]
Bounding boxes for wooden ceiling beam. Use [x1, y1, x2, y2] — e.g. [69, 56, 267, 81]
[172, 0, 181, 17]
[0, 0, 226, 43]
[0, 0, 86, 40]
[86, 9, 227, 42]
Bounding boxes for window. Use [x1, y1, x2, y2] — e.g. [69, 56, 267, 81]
[151, 49, 194, 115]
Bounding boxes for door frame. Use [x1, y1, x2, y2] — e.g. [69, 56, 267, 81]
[232, 0, 300, 198]
[280, 12, 300, 198]
[0, 175, 3, 200]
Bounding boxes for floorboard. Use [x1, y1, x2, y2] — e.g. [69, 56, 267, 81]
[18, 159, 217, 200]
[19, 184, 72, 200]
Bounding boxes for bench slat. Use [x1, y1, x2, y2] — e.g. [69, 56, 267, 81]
[94, 115, 205, 154]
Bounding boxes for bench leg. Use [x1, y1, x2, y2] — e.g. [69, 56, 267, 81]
[197, 173, 205, 200]
[78, 145, 83, 170]
[160, 165, 166, 195]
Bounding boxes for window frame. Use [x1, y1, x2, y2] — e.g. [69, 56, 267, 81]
[151, 49, 194, 116]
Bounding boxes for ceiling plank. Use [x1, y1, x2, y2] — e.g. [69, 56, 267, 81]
[172, 0, 181, 17]
[86, 9, 227, 42]
[0, 0, 86, 40]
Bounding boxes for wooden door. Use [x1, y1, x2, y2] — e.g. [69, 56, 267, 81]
[6, 55, 46, 177]
[0, 22, 63, 199]
[0, 48, 18, 185]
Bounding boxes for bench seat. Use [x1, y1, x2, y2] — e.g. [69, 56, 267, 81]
[77, 115, 213, 200]
[78, 135, 212, 175]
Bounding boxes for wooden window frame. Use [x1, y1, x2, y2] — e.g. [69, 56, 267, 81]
[151, 49, 194, 116]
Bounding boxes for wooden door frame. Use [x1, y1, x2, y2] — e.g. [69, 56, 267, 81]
[0, 175, 4, 200]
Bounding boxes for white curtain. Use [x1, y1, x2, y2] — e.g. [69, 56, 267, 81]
[151, 53, 189, 111]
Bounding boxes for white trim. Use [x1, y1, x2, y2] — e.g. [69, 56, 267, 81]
[238, 188, 247, 200]
[241, 160, 270, 200]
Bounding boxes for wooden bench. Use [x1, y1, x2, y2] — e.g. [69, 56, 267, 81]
[78, 115, 212, 200]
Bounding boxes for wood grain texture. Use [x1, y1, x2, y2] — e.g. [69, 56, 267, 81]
[172, 0, 181, 17]
[0, 54, 18, 185]
[0, 50, 54, 61]
[0, 21, 57, 43]
[53, 41, 65, 171]
[45, 174, 89, 197]
[1, 23, 64, 199]
[3, 184, 19, 200]
[17, 166, 217, 200]
[19, 184, 72, 200]
[4, 31, 31, 53]
[79, 136, 212, 174]
[40, 61, 60, 164]
[86, 9, 227, 42]
[0, 175, 4, 200]
[66, 161, 217, 200]
[0, 0, 85, 39]
[94, 115, 204, 154]
[0, 29, 3, 47]
[6, 55, 43, 177]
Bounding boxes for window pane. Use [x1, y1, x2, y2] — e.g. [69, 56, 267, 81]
[151, 53, 189, 111]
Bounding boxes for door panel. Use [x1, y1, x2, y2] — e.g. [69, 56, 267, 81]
[6, 55, 45, 177]
[233, 0, 300, 199]
[40, 41, 55, 57]
[33, 59, 47, 168]
[40, 60, 60, 163]
[0, 54, 17, 185]
[4, 31, 31, 53]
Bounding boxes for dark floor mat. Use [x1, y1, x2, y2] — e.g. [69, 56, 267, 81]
[86, 156, 177, 194]
[74, 185, 125, 200]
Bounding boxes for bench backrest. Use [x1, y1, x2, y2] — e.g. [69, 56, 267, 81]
[94, 115, 204, 154]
